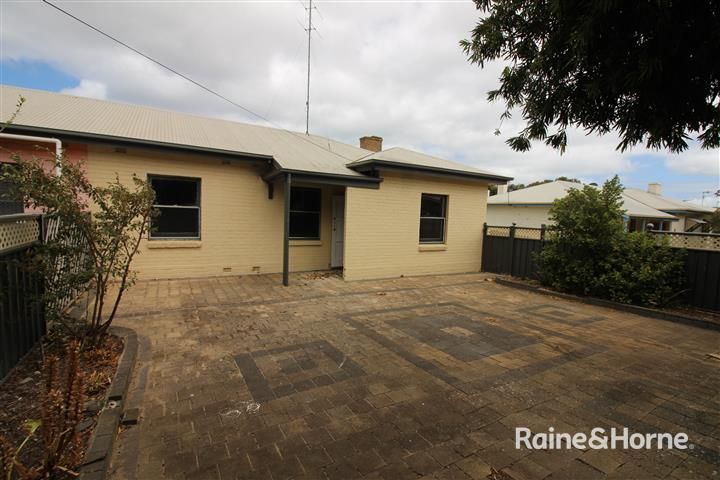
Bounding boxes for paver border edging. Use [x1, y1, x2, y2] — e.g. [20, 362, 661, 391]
[494, 277, 720, 332]
[78, 326, 138, 480]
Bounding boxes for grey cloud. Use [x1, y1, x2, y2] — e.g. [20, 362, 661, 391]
[1, 0, 717, 187]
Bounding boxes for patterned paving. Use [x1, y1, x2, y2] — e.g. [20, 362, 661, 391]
[108, 272, 720, 480]
[235, 341, 365, 402]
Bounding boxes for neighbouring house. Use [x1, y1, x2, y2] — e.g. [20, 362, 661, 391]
[486, 180, 713, 232]
[622, 183, 715, 232]
[0, 85, 511, 283]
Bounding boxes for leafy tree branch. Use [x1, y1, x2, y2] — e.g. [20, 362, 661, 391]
[462, 1, 720, 153]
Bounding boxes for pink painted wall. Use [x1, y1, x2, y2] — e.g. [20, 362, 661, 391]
[0, 138, 88, 213]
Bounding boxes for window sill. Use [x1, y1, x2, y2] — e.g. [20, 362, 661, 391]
[418, 244, 447, 252]
[290, 239, 323, 246]
[147, 240, 202, 249]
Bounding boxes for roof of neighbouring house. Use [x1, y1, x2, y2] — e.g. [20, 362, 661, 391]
[623, 188, 715, 214]
[488, 180, 580, 205]
[0, 85, 508, 184]
[619, 194, 678, 219]
[488, 180, 678, 219]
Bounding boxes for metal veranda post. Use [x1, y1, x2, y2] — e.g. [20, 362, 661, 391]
[283, 173, 292, 286]
[509, 223, 516, 276]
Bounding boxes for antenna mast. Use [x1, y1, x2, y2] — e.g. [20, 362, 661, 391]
[305, 0, 314, 135]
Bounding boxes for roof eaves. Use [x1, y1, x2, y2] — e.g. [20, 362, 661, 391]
[349, 159, 513, 183]
[263, 167, 382, 188]
[4, 123, 275, 163]
[628, 213, 678, 220]
[663, 209, 711, 215]
[487, 201, 554, 206]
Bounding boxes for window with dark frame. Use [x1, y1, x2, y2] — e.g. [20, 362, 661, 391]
[419, 193, 447, 243]
[290, 187, 321, 240]
[149, 175, 200, 239]
[0, 164, 23, 216]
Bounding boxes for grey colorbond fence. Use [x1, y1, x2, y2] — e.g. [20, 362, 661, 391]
[481, 224, 545, 279]
[650, 231, 720, 312]
[482, 223, 720, 313]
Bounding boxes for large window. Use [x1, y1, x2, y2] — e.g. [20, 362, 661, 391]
[419, 193, 447, 243]
[290, 187, 321, 239]
[149, 175, 200, 239]
[0, 164, 23, 216]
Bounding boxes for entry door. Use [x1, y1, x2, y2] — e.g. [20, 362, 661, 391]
[331, 195, 345, 268]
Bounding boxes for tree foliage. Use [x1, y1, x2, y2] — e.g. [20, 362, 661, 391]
[1, 153, 154, 342]
[461, 1, 720, 153]
[539, 176, 686, 306]
[708, 209, 720, 233]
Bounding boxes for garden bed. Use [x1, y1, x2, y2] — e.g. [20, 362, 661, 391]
[0, 334, 123, 478]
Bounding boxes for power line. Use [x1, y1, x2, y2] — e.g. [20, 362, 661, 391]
[40, 0, 353, 161]
[40, 0, 268, 123]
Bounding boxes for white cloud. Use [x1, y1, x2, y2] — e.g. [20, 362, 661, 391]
[663, 148, 720, 176]
[60, 79, 107, 100]
[0, 0, 716, 192]
[686, 196, 719, 208]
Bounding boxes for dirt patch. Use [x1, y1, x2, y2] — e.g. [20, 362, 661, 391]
[0, 334, 123, 476]
[490, 468, 517, 480]
[298, 270, 343, 282]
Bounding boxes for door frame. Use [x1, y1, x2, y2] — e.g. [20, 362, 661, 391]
[331, 195, 345, 268]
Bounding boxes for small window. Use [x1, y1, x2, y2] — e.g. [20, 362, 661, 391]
[149, 175, 200, 239]
[290, 187, 321, 239]
[0, 164, 23, 216]
[419, 193, 447, 243]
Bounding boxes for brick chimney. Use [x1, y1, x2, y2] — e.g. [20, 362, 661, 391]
[647, 182, 662, 195]
[360, 135, 383, 152]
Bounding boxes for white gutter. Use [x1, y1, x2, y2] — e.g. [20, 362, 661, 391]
[0, 132, 63, 175]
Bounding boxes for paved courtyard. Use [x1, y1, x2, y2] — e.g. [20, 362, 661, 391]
[109, 272, 720, 480]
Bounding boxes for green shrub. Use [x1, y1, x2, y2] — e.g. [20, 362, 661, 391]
[539, 176, 625, 297]
[539, 176, 686, 307]
[597, 233, 686, 306]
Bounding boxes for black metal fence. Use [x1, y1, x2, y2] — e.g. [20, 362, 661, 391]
[482, 223, 720, 313]
[0, 214, 90, 380]
[0, 214, 45, 380]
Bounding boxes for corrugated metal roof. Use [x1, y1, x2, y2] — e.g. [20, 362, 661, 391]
[623, 188, 715, 214]
[488, 180, 677, 219]
[620, 194, 678, 219]
[488, 180, 579, 205]
[349, 147, 511, 181]
[0, 85, 370, 177]
[0, 85, 508, 183]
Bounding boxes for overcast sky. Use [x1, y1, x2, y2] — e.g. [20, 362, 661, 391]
[1, 0, 718, 205]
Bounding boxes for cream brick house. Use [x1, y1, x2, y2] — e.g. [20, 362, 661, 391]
[0, 85, 510, 284]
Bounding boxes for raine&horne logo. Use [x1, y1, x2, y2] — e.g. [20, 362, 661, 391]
[516, 427, 691, 450]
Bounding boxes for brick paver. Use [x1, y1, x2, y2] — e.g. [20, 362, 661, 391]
[108, 272, 720, 480]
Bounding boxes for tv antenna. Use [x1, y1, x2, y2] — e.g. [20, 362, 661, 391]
[304, 0, 317, 135]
